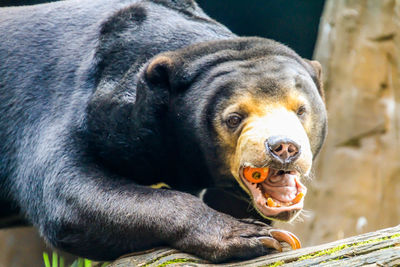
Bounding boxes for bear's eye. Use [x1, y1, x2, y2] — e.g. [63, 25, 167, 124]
[226, 114, 242, 129]
[296, 106, 306, 117]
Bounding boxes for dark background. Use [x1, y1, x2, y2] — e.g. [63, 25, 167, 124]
[197, 0, 325, 58]
[1, 0, 325, 59]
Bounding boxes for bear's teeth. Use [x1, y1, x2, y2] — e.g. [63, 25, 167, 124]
[267, 198, 279, 207]
[265, 193, 301, 207]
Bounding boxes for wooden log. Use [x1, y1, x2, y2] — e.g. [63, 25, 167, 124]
[109, 224, 400, 266]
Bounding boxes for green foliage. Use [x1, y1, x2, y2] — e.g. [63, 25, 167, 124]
[43, 252, 65, 267]
[43, 253, 51, 267]
[43, 252, 109, 267]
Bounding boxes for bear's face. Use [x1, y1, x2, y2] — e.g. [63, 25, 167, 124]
[144, 38, 327, 222]
[209, 56, 326, 221]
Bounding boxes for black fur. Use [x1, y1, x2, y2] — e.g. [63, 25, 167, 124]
[0, 0, 326, 262]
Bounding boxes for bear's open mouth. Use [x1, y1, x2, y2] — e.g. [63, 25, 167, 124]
[239, 166, 307, 219]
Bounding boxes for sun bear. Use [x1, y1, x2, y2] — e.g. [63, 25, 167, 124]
[0, 0, 327, 262]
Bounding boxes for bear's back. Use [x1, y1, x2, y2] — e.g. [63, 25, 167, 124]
[0, 0, 233, 105]
[0, 0, 234, 198]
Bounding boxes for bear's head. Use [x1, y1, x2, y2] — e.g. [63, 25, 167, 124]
[144, 37, 327, 222]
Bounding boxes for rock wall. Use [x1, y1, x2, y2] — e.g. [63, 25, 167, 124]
[0, 228, 49, 267]
[0, 227, 75, 267]
[277, 0, 400, 246]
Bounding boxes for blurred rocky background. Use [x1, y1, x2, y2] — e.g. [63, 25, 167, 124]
[1, 0, 400, 266]
[276, 0, 400, 246]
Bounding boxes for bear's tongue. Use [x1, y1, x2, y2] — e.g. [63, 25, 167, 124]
[260, 171, 298, 203]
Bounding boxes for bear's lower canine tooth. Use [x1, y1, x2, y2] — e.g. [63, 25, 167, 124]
[292, 192, 304, 204]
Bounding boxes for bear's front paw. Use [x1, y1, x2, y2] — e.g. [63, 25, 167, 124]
[173, 215, 300, 263]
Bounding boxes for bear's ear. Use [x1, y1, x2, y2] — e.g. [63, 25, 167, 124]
[305, 59, 325, 101]
[145, 55, 174, 89]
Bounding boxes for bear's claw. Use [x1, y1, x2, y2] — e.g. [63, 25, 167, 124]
[269, 229, 301, 250]
[259, 236, 283, 252]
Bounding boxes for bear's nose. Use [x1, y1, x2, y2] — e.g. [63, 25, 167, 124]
[265, 136, 301, 164]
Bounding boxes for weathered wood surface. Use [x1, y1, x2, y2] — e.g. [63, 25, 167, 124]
[109, 224, 400, 266]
